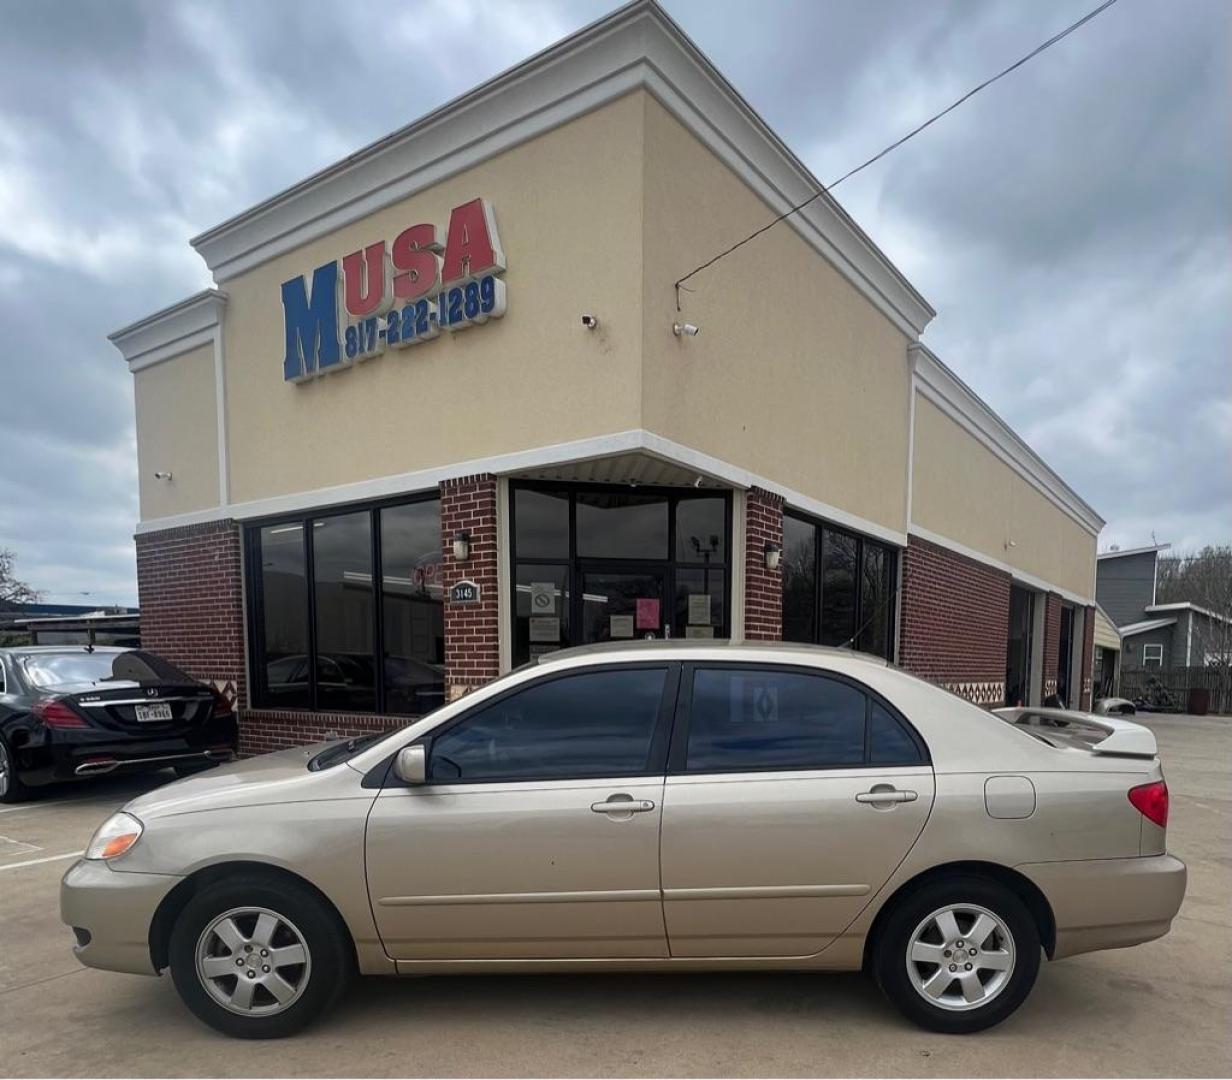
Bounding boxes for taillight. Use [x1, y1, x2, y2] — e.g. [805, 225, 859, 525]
[1128, 780, 1169, 828]
[211, 688, 234, 718]
[32, 698, 89, 729]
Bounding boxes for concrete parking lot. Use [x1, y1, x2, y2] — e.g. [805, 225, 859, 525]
[0, 714, 1228, 1078]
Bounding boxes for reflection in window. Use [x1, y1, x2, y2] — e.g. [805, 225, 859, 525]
[576, 492, 668, 559]
[429, 668, 667, 781]
[313, 511, 375, 712]
[381, 502, 445, 715]
[782, 515, 817, 644]
[674, 568, 725, 640]
[513, 489, 570, 558]
[675, 497, 726, 563]
[259, 523, 310, 708]
[686, 668, 867, 771]
[820, 529, 857, 647]
[514, 564, 570, 661]
[781, 513, 897, 660]
[249, 497, 442, 714]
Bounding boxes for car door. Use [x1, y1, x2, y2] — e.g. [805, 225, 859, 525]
[365, 663, 677, 961]
[659, 663, 934, 957]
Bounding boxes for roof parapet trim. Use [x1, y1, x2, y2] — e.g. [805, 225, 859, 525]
[185, 0, 933, 336]
[1097, 542, 1172, 560]
[108, 289, 227, 372]
[909, 342, 1104, 536]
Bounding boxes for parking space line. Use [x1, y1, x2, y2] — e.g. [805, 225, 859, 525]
[0, 851, 83, 872]
[0, 798, 102, 816]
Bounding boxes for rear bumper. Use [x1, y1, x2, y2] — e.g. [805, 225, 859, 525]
[15, 718, 238, 786]
[1018, 854, 1187, 959]
[60, 858, 182, 975]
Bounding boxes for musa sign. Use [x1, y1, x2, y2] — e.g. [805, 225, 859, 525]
[281, 197, 507, 382]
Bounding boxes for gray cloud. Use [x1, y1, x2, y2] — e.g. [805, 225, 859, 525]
[0, 0, 1227, 606]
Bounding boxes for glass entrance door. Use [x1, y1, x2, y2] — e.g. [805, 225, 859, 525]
[579, 567, 669, 644]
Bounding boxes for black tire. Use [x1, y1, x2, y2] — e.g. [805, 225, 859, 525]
[872, 875, 1041, 1034]
[0, 736, 30, 804]
[168, 871, 353, 1038]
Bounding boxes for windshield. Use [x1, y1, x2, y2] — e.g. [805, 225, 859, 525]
[18, 650, 192, 690]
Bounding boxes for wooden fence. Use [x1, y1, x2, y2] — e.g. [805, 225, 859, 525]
[1119, 666, 1232, 715]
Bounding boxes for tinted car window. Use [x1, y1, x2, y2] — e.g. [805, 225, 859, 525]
[869, 701, 922, 764]
[686, 668, 866, 772]
[429, 667, 667, 782]
[17, 650, 191, 689]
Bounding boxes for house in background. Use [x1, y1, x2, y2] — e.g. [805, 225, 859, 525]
[1091, 603, 1122, 698]
[1096, 544, 1227, 671]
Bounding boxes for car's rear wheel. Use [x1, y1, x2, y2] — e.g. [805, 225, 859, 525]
[0, 737, 29, 803]
[872, 875, 1040, 1034]
[168, 873, 353, 1038]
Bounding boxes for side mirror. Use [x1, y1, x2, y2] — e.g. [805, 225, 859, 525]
[393, 744, 427, 785]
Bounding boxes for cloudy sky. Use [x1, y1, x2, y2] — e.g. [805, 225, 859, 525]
[1, 0, 1228, 607]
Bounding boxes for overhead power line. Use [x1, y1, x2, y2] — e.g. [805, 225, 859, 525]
[674, 0, 1122, 308]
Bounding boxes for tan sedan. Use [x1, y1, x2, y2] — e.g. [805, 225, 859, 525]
[61, 642, 1185, 1038]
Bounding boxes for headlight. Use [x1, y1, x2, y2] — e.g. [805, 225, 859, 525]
[84, 811, 144, 861]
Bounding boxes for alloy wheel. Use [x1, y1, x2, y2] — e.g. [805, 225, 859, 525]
[195, 906, 312, 1016]
[0, 741, 10, 798]
[905, 902, 1016, 1011]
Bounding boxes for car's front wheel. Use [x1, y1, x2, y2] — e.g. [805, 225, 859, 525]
[168, 872, 353, 1038]
[872, 875, 1041, 1034]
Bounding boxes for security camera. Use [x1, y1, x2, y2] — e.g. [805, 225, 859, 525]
[581, 314, 598, 329]
[672, 322, 700, 337]
[153, 471, 173, 481]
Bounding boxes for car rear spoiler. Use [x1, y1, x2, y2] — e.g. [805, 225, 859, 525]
[992, 707, 1157, 758]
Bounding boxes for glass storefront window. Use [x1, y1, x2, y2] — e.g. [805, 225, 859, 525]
[820, 528, 857, 647]
[782, 515, 817, 643]
[312, 511, 375, 712]
[675, 497, 726, 564]
[576, 492, 668, 559]
[248, 495, 442, 715]
[513, 488, 570, 558]
[782, 511, 897, 660]
[509, 484, 732, 666]
[514, 564, 570, 661]
[381, 502, 445, 715]
[258, 523, 310, 709]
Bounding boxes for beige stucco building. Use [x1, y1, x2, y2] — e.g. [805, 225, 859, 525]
[110, 0, 1102, 752]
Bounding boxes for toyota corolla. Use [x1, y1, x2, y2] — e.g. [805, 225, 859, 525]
[61, 641, 1185, 1038]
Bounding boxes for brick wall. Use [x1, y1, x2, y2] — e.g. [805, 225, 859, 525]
[1080, 604, 1095, 710]
[135, 519, 246, 708]
[743, 487, 784, 641]
[441, 474, 500, 699]
[239, 710, 409, 756]
[899, 535, 1010, 705]
[1042, 592, 1062, 698]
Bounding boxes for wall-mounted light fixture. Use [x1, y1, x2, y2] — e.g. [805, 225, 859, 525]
[764, 541, 782, 571]
[452, 531, 471, 562]
[672, 322, 699, 337]
[153, 471, 173, 481]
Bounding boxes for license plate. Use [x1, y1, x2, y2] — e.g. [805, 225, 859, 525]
[135, 703, 173, 723]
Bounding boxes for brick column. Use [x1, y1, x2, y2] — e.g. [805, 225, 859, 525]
[134, 519, 246, 709]
[1042, 592, 1062, 699]
[441, 474, 500, 700]
[899, 535, 1010, 706]
[1080, 604, 1096, 710]
[743, 487, 783, 641]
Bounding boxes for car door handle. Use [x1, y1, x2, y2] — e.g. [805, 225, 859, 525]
[855, 788, 918, 804]
[590, 797, 656, 814]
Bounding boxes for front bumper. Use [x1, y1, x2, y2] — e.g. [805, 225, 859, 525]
[1018, 853, 1187, 959]
[60, 858, 182, 975]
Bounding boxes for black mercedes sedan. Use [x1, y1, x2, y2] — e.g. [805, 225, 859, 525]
[0, 647, 238, 803]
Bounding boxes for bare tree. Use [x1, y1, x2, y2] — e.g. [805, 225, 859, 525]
[1156, 545, 1232, 707]
[0, 550, 41, 611]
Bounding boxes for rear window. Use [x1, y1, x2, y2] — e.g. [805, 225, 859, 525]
[18, 650, 192, 690]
